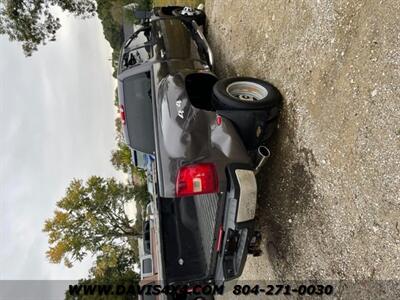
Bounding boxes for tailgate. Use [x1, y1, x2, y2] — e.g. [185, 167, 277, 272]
[160, 193, 223, 284]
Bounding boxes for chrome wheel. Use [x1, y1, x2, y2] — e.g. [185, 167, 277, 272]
[226, 81, 269, 102]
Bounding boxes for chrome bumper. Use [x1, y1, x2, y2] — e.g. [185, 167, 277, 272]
[235, 169, 257, 223]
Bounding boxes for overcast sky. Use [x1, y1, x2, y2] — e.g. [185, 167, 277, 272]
[0, 12, 126, 281]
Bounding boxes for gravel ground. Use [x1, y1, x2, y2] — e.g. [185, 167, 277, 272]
[205, 0, 400, 298]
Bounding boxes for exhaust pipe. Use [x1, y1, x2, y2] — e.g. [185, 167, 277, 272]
[254, 146, 270, 174]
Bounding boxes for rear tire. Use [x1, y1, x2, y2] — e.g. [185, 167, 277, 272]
[172, 7, 206, 26]
[212, 77, 282, 112]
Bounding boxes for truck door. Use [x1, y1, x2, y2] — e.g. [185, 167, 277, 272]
[121, 25, 154, 69]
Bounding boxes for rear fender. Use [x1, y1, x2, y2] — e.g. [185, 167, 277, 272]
[216, 109, 279, 150]
[155, 73, 251, 197]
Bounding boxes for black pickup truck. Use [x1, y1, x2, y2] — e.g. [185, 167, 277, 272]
[118, 5, 282, 294]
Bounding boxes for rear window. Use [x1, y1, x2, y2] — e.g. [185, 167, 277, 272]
[143, 221, 151, 254]
[123, 72, 155, 153]
[132, 150, 147, 169]
[142, 258, 152, 274]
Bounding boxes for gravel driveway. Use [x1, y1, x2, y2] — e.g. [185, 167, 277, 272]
[205, 0, 399, 298]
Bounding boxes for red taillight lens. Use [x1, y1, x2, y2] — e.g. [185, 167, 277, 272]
[216, 115, 222, 126]
[119, 104, 126, 125]
[176, 163, 219, 197]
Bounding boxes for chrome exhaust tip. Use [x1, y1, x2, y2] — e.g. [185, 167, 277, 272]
[254, 146, 270, 174]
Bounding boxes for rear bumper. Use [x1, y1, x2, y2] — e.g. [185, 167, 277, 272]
[235, 169, 258, 223]
[214, 164, 258, 283]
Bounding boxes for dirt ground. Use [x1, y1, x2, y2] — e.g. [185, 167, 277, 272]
[205, 0, 399, 298]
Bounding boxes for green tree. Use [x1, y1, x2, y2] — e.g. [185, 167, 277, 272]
[114, 87, 120, 107]
[97, 0, 152, 77]
[110, 142, 132, 173]
[90, 244, 138, 278]
[115, 117, 123, 137]
[64, 246, 140, 299]
[0, 0, 96, 56]
[43, 176, 141, 268]
[131, 183, 149, 208]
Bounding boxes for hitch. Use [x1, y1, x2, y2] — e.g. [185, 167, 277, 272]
[248, 231, 262, 257]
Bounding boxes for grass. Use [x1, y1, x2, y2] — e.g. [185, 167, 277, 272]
[152, 0, 203, 8]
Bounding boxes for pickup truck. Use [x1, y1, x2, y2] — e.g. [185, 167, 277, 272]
[118, 5, 282, 295]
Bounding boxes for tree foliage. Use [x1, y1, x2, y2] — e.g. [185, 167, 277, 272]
[114, 87, 120, 107]
[115, 117, 123, 138]
[130, 183, 148, 209]
[43, 176, 141, 267]
[0, 0, 96, 56]
[0, 0, 151, 71]
[64, 246, 140, 299]
[97, 0, 151, 76]
[110, 141, 132, 173]
[90, 243, 138, 279]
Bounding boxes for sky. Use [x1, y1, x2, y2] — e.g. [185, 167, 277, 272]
[0, 12, 127, 281]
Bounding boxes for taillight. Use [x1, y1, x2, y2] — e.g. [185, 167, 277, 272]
[119, 104, 126, 125]
[216, 114, 222, 126]
[176, 163, 218, 197]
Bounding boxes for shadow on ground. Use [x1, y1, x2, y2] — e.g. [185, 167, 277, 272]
[255, 104, 317, 278]
[207, 34, 320, 280]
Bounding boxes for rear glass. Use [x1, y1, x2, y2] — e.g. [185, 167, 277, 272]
[142, 258, 152, 274]
[123, 72, 155, 153]
[143, 221, 151, 255]
[133, 150, 147, 169]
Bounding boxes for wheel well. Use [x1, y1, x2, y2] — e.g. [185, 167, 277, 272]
[185, 73, 218, 111]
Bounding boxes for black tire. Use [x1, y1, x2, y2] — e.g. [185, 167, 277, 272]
[172, 7, 206, 26]
[212, 77, 282, 110]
